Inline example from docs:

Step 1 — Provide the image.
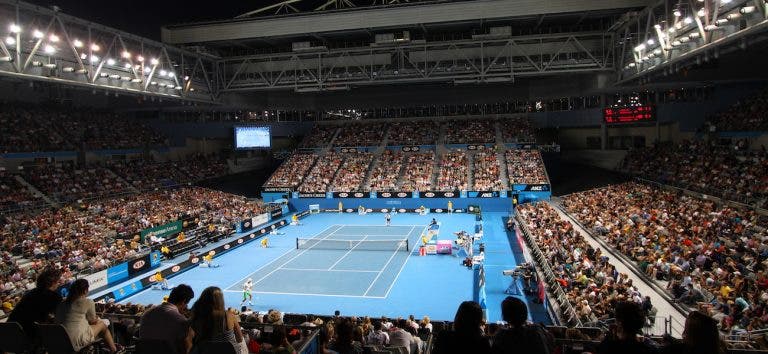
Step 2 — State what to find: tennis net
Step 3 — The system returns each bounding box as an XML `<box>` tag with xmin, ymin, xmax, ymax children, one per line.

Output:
<box><xmin>296</xmin><ymin>238</ymin><xmax>409</xmax><ymax>252</ymax></box>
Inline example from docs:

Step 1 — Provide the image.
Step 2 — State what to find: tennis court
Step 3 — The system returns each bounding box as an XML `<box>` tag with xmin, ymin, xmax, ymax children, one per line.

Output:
<box><xmin>224</xmin><ymin>224</ymin><xmax>424</xmax><ymax>298</ymax></box>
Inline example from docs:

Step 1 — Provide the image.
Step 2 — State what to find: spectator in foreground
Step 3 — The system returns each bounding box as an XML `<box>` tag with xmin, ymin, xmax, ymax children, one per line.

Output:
<box><xmin>329</xmin><ymin>319</ymin><xmax>363</xmax><ymax>354</ymax></box>
<box><xmin>139</xmin><ymin>284</ymin><xmax>195</xmax><ymax>354</ymax></box>
<box><xmin>55</xmin><ymin>279</ymin><xmax>119</xmax><ymax>352</ymax></box>
<box><xmin>660</xmin><ymin>311</ymin><xmax>725</xmax><ymax>354</ymax></box>
<box><xmin>189</xmin><ymin>286</ymin><xmax>244</xmax><ymax>354</ymax></box>
<box><xmin>8</xmin><ymin>268</ymin><xmax>63</xmax><ymax>337</ymax></box>
<box><xmin>492</xmin><ymin>296</ymin><xmax>551</xmax><ymax>354</ymax></box>
<box><xmin>432</xmin><ymin>301</ymin><xmax>491</xmax><ymax>354</ymax></box>
<box><xmin>596</xmin><ymin>301</ymin><xmax>655</xmax><ymax>354</ymax></box>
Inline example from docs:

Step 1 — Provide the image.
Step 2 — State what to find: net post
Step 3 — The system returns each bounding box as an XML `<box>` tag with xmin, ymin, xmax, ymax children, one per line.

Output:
<box><xmin>296</xmin><ymin>238</ymin><xmax>299</xmax><ymax>250</ymax></box>
<box><xmin>406</xmin><ymin>239</ymin><xmax>409</xmax><ymax>252</ymax></box>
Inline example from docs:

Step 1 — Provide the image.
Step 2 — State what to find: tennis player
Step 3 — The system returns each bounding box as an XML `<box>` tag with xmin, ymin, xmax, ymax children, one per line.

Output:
<box><xmin>385</xmin><ymin>212</ymin><xmax>391</xmax><ymax>226</ymax></box>
<box><xmin>241</xmin><ymin>278</ymin><xmax>254</xmax><ymax>306</ymax></box>
<box><xmin>261</xmin><ymin>237</ymin><xmax>269</xmax><ymax>248</ymax></box>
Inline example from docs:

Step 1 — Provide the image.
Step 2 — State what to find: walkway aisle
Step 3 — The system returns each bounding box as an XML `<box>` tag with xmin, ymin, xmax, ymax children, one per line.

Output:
<box><xmin>549</xmin><ymin>203</ymin><xmax>686</xmax><ymax>336</ymax></box>
<box><xmin>482</xmin><ymin>212</ymin><xmax>550</xmax><ymax>324</ymax></box>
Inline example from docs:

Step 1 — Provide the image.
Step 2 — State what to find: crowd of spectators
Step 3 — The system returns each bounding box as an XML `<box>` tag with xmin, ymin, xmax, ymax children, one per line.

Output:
<box><xmin>443</xmin><ymin>120</ymin><xmax>496</xmax><ymax>144</ymax></box>
<box><xmin>297</xmin><ymin>153</ymin><xmax>344</xmax><ymax>193</ymax></box>
<box><xmin>0</xmin><ymin>187</ymin><xmax>266</xmax><ymax>312</ymax></box>
<box><xmin>562</xmin><ymin>182</ymin><xmax>768</xmax><ymax>333</ymax></box>
<box><xmin>334</xmin><ymin>123</ymin><xmax>386</xmax><ymax>147</ymax></box>
<box><xmin>331</xmin><ymin>153</ymin><xmax>374</xmax><ymax>192</ymax></box>
<box><xmin>400</xmin><ymin>152</ymin><xmax>436</xmax><ymax>192</ymax></box>
<box><xmin>621</xmin><ymin>140</ymin><xmax>767</xmax><ymax>206</ymax></box>
<box><xmin>506</xmin><ymin>150</ymin><xmax>549</xmax><ymax>185</ymax></box>
<box><xmin>263</xmin><ymin>153</ymin><xmax>317</xmax><ymax>189</ymax></box>
<box><xmin>23</xmin><ymin>164</ymin><xmax>131</xmax><ymax>203</ymax></box>
<box><xmin>108</xmin><ymin>154</ymin><xmax>230</xmax><ymax>192</ymax></box>
<box><xmin>300</xmin><ymin>125</ymin><xmax>338</xmax><ymax>148</ymax></box>
<box><xmin>472</xmin><ymin>152</ymin><xmax>503</xmax><ymax>191</ymax></box>
<box><xmin>436</xmin><ymin>150</ymin><xmax>468</xmax><ymax>191</ymax></box>
<box><xmin>365</xmin><ymin>150</ymin><xmax>405</xmax><ymax>192</ymax></box>
<box><xmin>0</xmin><ymin>171</ymin><xmax>44</xmax><ymax>212</ymax></box>
<box><xmin>707</xmin><ymin>87</ymin><xmax>768</xmax><ymax>132</ymax></box>
<box><xmin>517</xmin><ymin>202</ymin><xmax>649</xmax><ymax>325</ymax></box>
<box><xmin>500</xmin><ymin>116</ymin><xmax>536</xmax><ymax>143</ymax></box>
<box><xmin>0</xmin><ymin>106</ymin><xmax>73</xmax><ymax>153</ymax></box>
<box><xmin>386</xmin><ymin>121</ymin><xmax>439</xmax><ymax>146</ymax></box>
<box><xmin>54</xmin><ymin>110</ymin><xmax>167</xmax><ymax>150</ymax></box>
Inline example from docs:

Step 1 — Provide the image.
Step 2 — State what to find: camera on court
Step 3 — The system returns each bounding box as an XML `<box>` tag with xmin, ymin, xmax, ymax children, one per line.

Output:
<box><xmin>502</xmin><ymin>263</ymin><xmax>532</xmax><ymax>277</ymax></box>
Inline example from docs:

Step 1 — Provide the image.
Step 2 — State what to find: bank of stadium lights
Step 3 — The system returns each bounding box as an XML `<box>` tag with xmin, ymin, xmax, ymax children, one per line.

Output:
<box><xmin>740</xmin><ymin>6</ymin><xmax>755</xmax><ymax>14</ymax></box>
<box><xmin>121</xmin><ymin>51</ymin><xmax>131</xmax><ymax>59</ymax></box>
<box><xmin>150</xmin><ymin>58</ymin><xmax>158</xmax><ymax>65</ymax></box>
<box><xmin>106</xmin><ymin>58</ymin><xmax>115</xmax><ymax>66</ymax></box>
<box><xmin>43</xmin><ymin>44</ymin><xmax>55</xmax><ymax>54</ymax></box>
<box><xmin>684</xmin><ymin>17</ymin><xmax>693</xmax><ymax>24</ymax></box>
<box><xmin>73</xmin><ymin>39</ymin><xmax>83</xmax><ymax>48</ymax></box>
<box><xmin>673</xmin><ymin>9</ymin><xmax>682</xmax><ymax>17</ymax></box>
<box><xmin>124</xmin><ymin>63</ymin><xmax>131</xmax><ymax>69</ymax></box>
<box><xmin>5</xmin><ymin>36</ymin><xmax>14</xmax><ymax>45</ymax></box>
<box><xmin>49</xmin><ymin>34</ymin><xmax>59</xmax><ymax>42</ymax></box>
<box><xmin>89</xmin><ymin>55</ymin><xmax>99</xmax><ymax>63</ymax></box>
<box><xmin>90</xmin><ymin>44</ymin><xmax>100</xmax><ymax>52</ymax></box>
<box><xmin>634</xmin><ymin>43</ymin><xmax>646</xmax><ymax>52</ymax></box>
<box><xmin>136</xmin><ymin>55</ymin><xmax>144</xmax><ymax>62</ymax></box>
<box><xmin>9</xmin><ymin>24</ymin><xmax>20</xmax><ymax>33</ymax></box>
<box><xmin>697</xmin><ymin>8</ymin><xmax>706</xmax><ymax>17</ymax></box>
<box><xmin>32</xmin><ymin>29</ymin><xmax>43</xmax><ymax>39</ymax></box>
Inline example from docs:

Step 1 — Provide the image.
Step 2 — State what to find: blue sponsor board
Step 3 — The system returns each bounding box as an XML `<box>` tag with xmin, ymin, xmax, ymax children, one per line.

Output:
<box><xmin>467</xmin><ymin>191</ymin><xmax>507</xmax><ymax>198</ymax></box>
<box><xmin>150</xmin><ymin>251</ymin><xmax>162</xmax><ymax>268</ymax></box>
<box><xmin>512</xmin><ymin>184</ymin><xmax>551</xmax><ymax>192</ymax></box>
<box><xmin>111</xmin><ymin>281</ymin><xmax>143</xmax><ymax>301</ymax></box>
<box><xmin>106</xmin><ymin>262</ymin><xmax>129</xmax><ymax>284</ymax></box>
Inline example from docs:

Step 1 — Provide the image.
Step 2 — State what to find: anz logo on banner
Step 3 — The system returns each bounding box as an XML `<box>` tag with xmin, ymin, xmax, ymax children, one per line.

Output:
<box><xmin>467</xmin><ymin>191</ymin><xmax>505</xmax><ymax>198</ymax></box>
<box><xmin>524</xmin><ymin>184</ymin><xmax>551</xmax><ymax>191</ymax></box>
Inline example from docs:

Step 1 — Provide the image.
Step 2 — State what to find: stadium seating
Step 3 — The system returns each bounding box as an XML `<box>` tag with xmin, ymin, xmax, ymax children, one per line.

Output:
<box><xmin>300</xmin><ymin>125</ymin><xmax>338</xmax><ymax>148</ymax></box>
<box><xmin>400</xmin><ymin>152</ymin><xmax>436</xmax><ymax>192</ymax></box>
<box><xmin>562</xmin><ymin>182</ymin><xmax>768</xmax><ymax>333</ymax></box>
<box><xmin>386</xmin><ymin>121</ymin><xmax>439</xmax><ymax>146</ymax></box>
<box><xmin>264</xmin><ymin>153</ymin><xmax>318</xmax><ymax>189</ymax></box>
<box><xmin>435</xmin><ymin>150</ymin><xmax>468</xmax><ymax>191</ymax></box>
<box><xmin>506</xmin><ymin>150</ymin><xmax>549</xmax><ymax>185</ymax></box>
<box><xmin>443</xmin><ymin>120</ymin><xmax>496</xmax><ymax>144</ymax></box>
<box><xmin>365</xmin><ymin>150</ymin><xmax>405</xmax><ymax>192</ymax></box>
<box><xmin>499</xmin><ymin>116</ymin><xmax>536</xmax><ymax>143</ymax></box>
<box><xmin>334</xmin><ymin>123</ymin><xmax>387</xmax><ymax>147</ymax></box>
<box><xmin>331</xmin><ymin>153</ymin><xmax>375</xmax><ymax>192</ymax></box>
<box><xmin>297</xmin><ymin>153</ymin><xmax>344</xmax><ymax>193</ymax></box>
<box><xmin>707</xmin><ymin>87</ymin><xmax>768</xmax><ymax>132</ymax></box>
<box><xmin>621</xmin><ymin>140</ymin><xmax>767</xmax><ymax>206</ymax></box>
<box><xmin>472</xmin><ymin>151</ymin><xmax>503</xmax><ymax>191</ymax></box>
<box><xmin>0</xmin><ymin>171</ymin><xmax>44</xmax><ymax>212</ymax></box>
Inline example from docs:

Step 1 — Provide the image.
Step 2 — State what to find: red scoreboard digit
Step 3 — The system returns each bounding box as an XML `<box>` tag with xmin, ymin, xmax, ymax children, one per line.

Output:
<box><xmin>603</xmin><ymin>105</ymin><xmax>656</xmax><ymax>124</ymax></box>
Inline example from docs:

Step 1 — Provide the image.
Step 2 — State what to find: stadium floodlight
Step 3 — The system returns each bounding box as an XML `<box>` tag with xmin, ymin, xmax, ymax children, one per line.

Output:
<box><xmin>90</xmin><ymin>43</ymin><xmax>100</xmax><ymax>52</ymax></box>
<box><xmin>697</xmin><ymin>8</ymin><xmax>706</xmax><ymax>17</ymax></box>
<box><xmin>689</xmin><ymin>32</ymin><xmax>701</xmax><ymax>39</ymax></box>
<box><xmin>740</xmin><ymin>6</ymin><xmax>756</xmax><ymax>14</ymax></box>
<box><xmin>150</xmin><ymin>81</ymin><xmax>157</xmax><ymax>86</ymax></box>
<box><xmin>90</xmin><ymin>55</ymin><xmax>99</xmax><ymax>63</ymax></box>
<box><xmin>628</xmin><ymin>62</ymin><xmax>636</xmax><ymax>67</ymax></box>
<box><xmin>106</xmin><ymin>58</ymin><xmax>115</xmax><ymax>65</ymax></box>
<box><xmin>668</xmin><ymin>27</ymin><xmax>676</xmax><ymax>33</ymax></box>
<box><xmin>32</xmin><ymin>29</ymin><xmax>44</xmax><ymax>38</ymax></box>
<box><xmin>43</xmin><ymin>63</ymin><xmax>56</xmax><ymax>69</ymax></box>
<box><xmin>9</xmin><ymin>24</ymin><xmax>20</xmax><ymax>33</ymax></box>
<box><xmin>634</xmin><ymin>43</ymin><xmax>646</xmax><ymax>52</ymax></box>
<box><xmin>716</xmin><ymin>18</ymin><xmax>729</xmax><ymax>25</ymax></box>
<box><xmin>0</xmin><ymin>56</ymin><xmax>13</xmax><ymax>62</ymax></box>
<box><xmin>131</xmin><ymin>78</ymin><xmax>142</xmax><ymax>83</ymax></box>
<box><xmin>684</xmin><ymin>17</ymin><xmax>693</xmax><ymax>24</ymax></box>
<box><xmin>673</xmin><ymin>9</ymin><xmax>682</xmax><ymax>17</ymax></box>
<box><xmin>73</xmin><ymin>39</ymin><xmax>83</xmax><ymax>48</ymax></box>
<box><xmin>654</xmin><ymin>24</ymin><xmax>662</xmax><ymax>29</ymax></box>
<box><xmin>121</xmin><ymin>50</ymin><xmax>131</xmax><ymax>59</ymax></box>
<box><xmin>721</xmin><ymin>0</ymin><xmax>731</xmax><ymax>4</ymax></box>
<box><xmin>121</xmin><ymin>76</ymin><xmax>131</xmax><ymax>81</ymax></box>
<box><xmin>653</xmin><ymin>48</ymin><xmax>662</xmax><ymax>55</ymax></box>
<box><xmin>5</xmin><ymin>36</ymin><xmax>15</xmax><ymax>45</ymax></box>
<box><xmin>99</xmin><ymin>72</ymin><xmax>109</xmax><ymax>78</ymax></box>
<box><xmin>150</xmin><ymin>58</ymin><xmax>158</xmax><ymax>65</ymax></box>
<box><xmin>183</xmin><ymin>75</ymin><xmax>189</xmax><ymax>81</ymax></box>
<box><xmin>143</xmin><ymin>66</ymin><xmax>151</xmax><ymax>73</ymax></box>
<box><xmin>124</xmin><ymin>63</ymin><xmax>131</xmax><ymax>69</ymax></box>
<box><xmin>62</xmin><ymin>66</ymin><xmax>74</xmax><ymax>72</ymax></box>
<box><xmin>174</xmin><ymin>85</ymin><xmax>182</xmax><ymax>90</ymax></box>
<box><xmin>49</xmin><ymin>34</ymin><xmax>59</xmax><ymax>42</ymax></box>
<box><xmin>136</xmin><ymin>55</ymin><xmax>144</xmax><ymax>62</ymax></box>
<box><xmin>168</xmin><ymin>72</ymin><xmax>175</xmax><ymax>78</ymax></box>
<box><xmin>705</xmin><ymin>24</ymin><xmax>718</xmax><ymax>31</ymax></box>
<box><xmin>43</xmin><ymin>44</ymin><xmax>55</xmax><ymax>54</ymax></box>
<box><xmin>727</xmin><ymin>13</ymin><xmax>741</xmax><ymax>20</ymax></box>
<box><xmin>647</xmin><ymin>39</ymin><xmax>655</xmax><ymax>45</ymax></box>
<box><xmin>109</xmin><ymin>74</ymin><xmax>120</xmax><ymax>79</ymax></box>
<box><xmin>159</xmin><ymin>69</ymin><xmax>167</xmax><ymax>76</ymax></box>
<box><xmin>80</xmin><ymin>53</ymin><xmax>87</xmax><ymax>60</ymax></box>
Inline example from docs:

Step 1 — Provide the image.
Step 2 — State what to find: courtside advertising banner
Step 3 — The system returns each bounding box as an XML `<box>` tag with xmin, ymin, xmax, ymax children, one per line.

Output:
<box><xmin>140</xmin><ymin>220</ymin><xmax>183</xmax><ymax>242</ymax></box>
<box><xmin>83</xmin><ymin>269</ymin><xmax>108</xmax><ymax>289</ymax></box>
<box><xmin>106</xmin><ymin>262</ymin><xmax>129</xmax><ymax>284</ymax></box>
<box><xmin>252</xmin><ymin>213</ymin><xmax>270</xmax><ymax>228</ymax></box>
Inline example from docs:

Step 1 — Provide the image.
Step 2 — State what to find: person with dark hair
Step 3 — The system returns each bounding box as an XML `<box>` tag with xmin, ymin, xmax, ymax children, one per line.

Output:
<box><xmin>389</xmin><ymin>318</ymin><xmax>415</xmax><ymax>353</ymax></box>
<box><xmin>139</xmin><ymin>284</ymin><xmax>195</xmax><ymax>354</ymax></box>
<box><xmin>189</xmin><ymin>286</ymin><xmax>243</xmax><ymax>353</ymax></box>
<box><xmin>660</xmin><ymin>311</ymin><xmax>725</xmax><ymax>354</ymax></box>
<box><xmin>8</xmin><ymin>267</ymin><xmax>63</xmax><ymax>336</ymax></box>
<box><xmin>432</xmin><ymin>301</ymin><xmax>491</xmax><ymax>354</ymax></box>
<box><xmin>367</xmin><ymin>321</ymin><xmax>389</xmax><ymax>346</ymax></box>
<box><xmin>55</xmin><ymin>279</ymin><xmax>119</xmax><ymax>352</ymax></box>
<box><xmin>329</xmin><ymin>319</ymin><xmax>364</xmax><ymax>354</ymax></box>
<box><xmin>265</xmin><ymin>325</ymin><xmax>296</xmax><ymax>354</ymax></box>
<box><xmin>596</xmin><ymin>301</ymin><xmax>655</xmax><ymax>354</ymax></box>
<box><xmin>492</xmin><ymin>296</ymin><xmax>552</xmax><ymax>354</ymax></box>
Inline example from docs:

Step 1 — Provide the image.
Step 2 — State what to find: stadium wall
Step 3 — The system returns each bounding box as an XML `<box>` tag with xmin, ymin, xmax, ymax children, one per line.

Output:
<box><xmin>284</xmin><ymin>197</ymin><xmax>543</xmax><ymax>213</ymax></box>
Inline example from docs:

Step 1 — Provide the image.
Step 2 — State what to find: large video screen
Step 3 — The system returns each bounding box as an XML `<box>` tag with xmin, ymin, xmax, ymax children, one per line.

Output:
<box><xmin>234</xmin><ymin>126</ymin><xmax>271</xmax><ymax>149</ymax></box>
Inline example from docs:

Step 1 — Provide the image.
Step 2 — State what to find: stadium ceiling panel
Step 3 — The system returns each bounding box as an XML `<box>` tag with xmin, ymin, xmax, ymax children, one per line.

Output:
<box><xmin>614</xmin><ymin>0</ymin><xmax>768</xmax><ymax>85</ymax></box>
<box><xmin>0</xmin><ymin>0</ymin><xmax>219</xmax><ymax>104</ymax></box>
<box><xmin>161</xmin><ymin>0</ymin><xmax>651</xmax><ymax>44</ymax></box>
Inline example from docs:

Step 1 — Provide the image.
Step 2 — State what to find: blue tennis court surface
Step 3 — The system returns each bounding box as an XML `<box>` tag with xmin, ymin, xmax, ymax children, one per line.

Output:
<box><xmin>225</xmin><ymin>224</ymin><xmax>424</xmax><ymax>298</ymax></box>
<box><xmin>112</xmin><ymin>212</ymin><xmax>537</xmax><ymax>322</ymax></box>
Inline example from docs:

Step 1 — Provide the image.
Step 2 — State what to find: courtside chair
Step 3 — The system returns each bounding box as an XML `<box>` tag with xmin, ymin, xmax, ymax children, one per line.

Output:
<box><xmin>0</xmin><ymin>321</ymin><xmax>32</xmax><ymax>353</ymax></box>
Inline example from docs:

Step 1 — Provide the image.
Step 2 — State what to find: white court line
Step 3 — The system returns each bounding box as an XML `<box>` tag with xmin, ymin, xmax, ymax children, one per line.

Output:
<box><xmin>248</xmin><ymin>225</ymin><xmax>343</xmax><ymax>287</ymax></box>
<box><xmin>383</xmin><ymin>224</ymin><xmax>428</xmax><ymax>298</ymax></box>
<box><xmin>224</xmin><ymin>224</ymin><xmax>340</xmax><ymax>291</ymax></box>
<box><xmin>222</xmin><ymin>289</ymin><xmax>385</xmax><ymax>299</ymax></box>
<box><xmin>329</xmin><ymin>234</ymin><xmax>416</xmax><ymax>237</ymax></box>
<box><xmin>328</xmin><ymin>236</ymin><xmax>367</xmax><ymax>270</ymax></box>
<box><xmin>363</xmin><ymin>225</ymin><xmax>416</xmax><ymax>296</ymax></box>
<box><xmin>280</xmin><ymin>267</ymin><xmax>379</xmax><ymax>273</ymax></box>
<box><xmin>334</xmin><ymin>224</ymin><xmax>423</xmax><ymax>227</ymax></box>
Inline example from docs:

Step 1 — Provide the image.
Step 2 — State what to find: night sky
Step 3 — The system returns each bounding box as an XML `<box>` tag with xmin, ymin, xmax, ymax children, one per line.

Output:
<box><xmin>24</xmin><ymin>0</ymin><xmax>343</xmax><ymax>41</ymax></box>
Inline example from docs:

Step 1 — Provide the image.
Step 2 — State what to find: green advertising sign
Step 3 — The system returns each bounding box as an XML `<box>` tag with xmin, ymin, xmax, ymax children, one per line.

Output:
<box><xmin>140</xmin><ymin>220</ymin><xmax>183</xmax><ymax>242</ymax></box>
